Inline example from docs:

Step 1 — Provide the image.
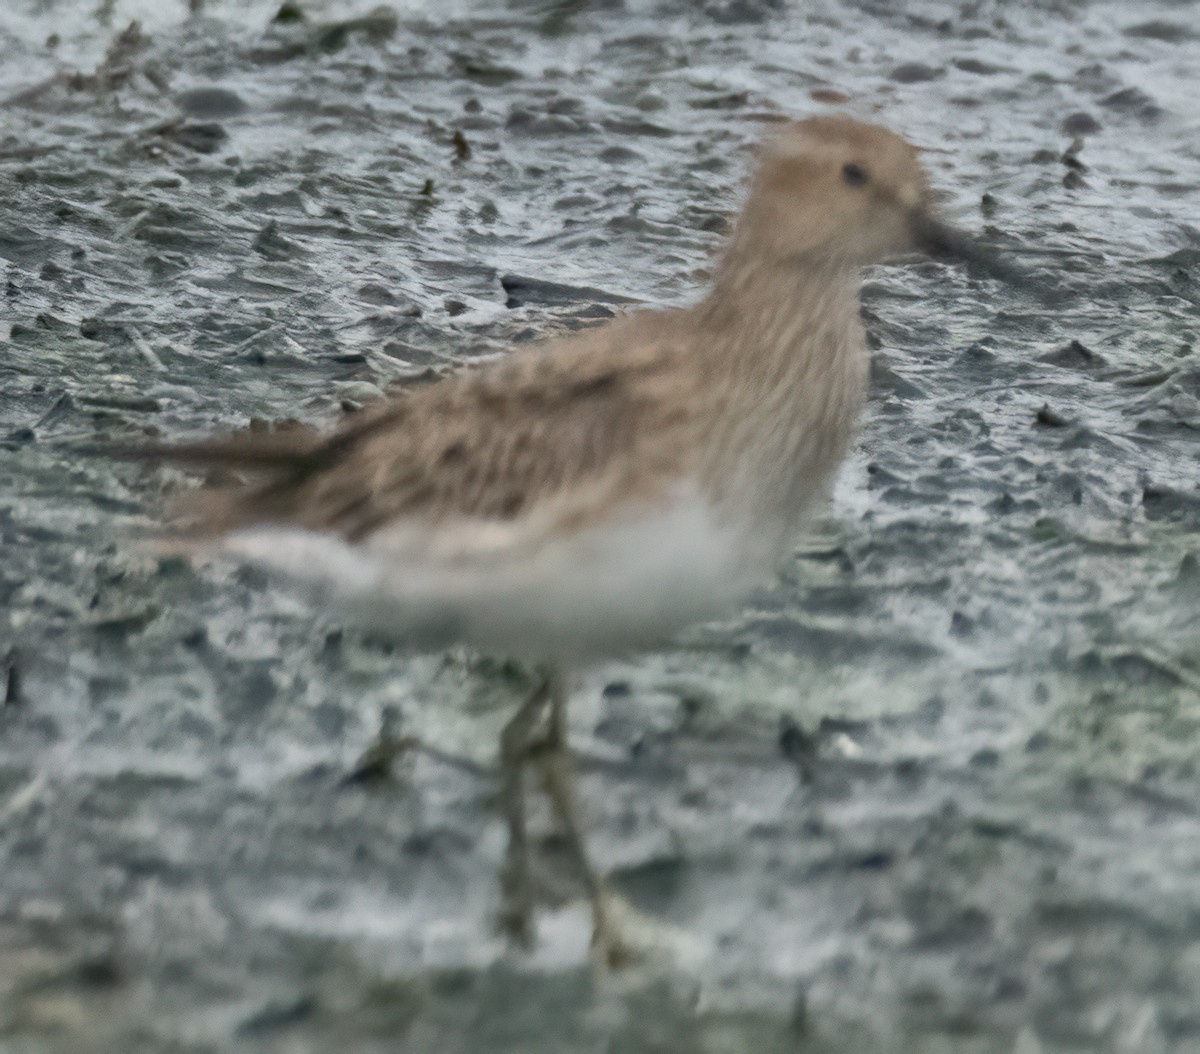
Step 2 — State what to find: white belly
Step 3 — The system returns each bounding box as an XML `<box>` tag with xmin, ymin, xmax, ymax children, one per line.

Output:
<box><xmin>218</xmin><ymin>494</ymin><xmax>767</xmax><ymax>663</ymax></box>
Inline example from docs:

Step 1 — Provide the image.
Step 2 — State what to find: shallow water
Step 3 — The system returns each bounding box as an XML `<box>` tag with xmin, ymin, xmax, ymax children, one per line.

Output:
<box><xmin>2</xmin><ymin>0</ymin><xmax>1199</xmax><ymax>1050</ymax></box>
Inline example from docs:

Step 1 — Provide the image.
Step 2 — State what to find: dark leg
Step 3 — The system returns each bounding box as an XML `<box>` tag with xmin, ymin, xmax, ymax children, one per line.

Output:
<box><xmin>497</xmin><ymin>674</ymin><xmax>553</xmax><ymax>947</ymax></box>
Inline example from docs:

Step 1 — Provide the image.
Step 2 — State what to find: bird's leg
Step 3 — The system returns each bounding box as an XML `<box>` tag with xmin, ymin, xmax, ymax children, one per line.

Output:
<box><xmin>536</xmin><ymin>667</ymin><xmax>633</xmax><ymax>969</ymax></box>
<box><xmin>497</xmin><ymin>673</ymin><xmax>553</xmax><ymax>947</ymax></box>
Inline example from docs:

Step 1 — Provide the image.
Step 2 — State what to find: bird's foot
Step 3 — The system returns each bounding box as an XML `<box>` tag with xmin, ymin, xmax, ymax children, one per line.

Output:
<box><xmin>498</xmin><ymin>848</ymin><xmax>537</xmax><ymax>949</ymax></box>
<box><xmin>588</xmin><ymin>883</ymin><xmax>645</xmax><ymax>973</ymax></box>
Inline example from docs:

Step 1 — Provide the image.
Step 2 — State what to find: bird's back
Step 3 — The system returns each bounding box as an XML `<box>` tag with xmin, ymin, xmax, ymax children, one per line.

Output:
<box><xmin>182</xmin><ymin>307</ymin><xmax>703</xmax><ymax>545</ymax></box>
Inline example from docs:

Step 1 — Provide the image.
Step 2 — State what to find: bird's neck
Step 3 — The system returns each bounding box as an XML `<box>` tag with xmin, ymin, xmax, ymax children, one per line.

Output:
<box><xmin>689</xmin><ymin>243</ymin><xmax>869</xmax><ymax>551</ymax></box>
<box><xmin>696</xmin><ymin>241</ymin><xmax>864</xmax><ymax>398</ymax></box>
<box><xmin>701</xmin><ymin>234</ymin><xmax>858</xmax><ymax>333</ymax></box>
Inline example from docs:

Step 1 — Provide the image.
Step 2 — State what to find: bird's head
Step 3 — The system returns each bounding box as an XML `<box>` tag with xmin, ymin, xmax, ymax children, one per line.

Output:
<box><xmin>739</xmin><ymin>116</ymin><xmax>986</xmax><ymax>272</ymax></box>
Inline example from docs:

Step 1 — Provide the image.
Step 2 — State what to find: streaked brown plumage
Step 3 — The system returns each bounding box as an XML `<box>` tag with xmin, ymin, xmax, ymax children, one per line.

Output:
<box><xmin>179</xmin><ymin>320</ymin><xmax>693</xmax><ymax>542</ymax></box>
<box><xmin>157</xmin><ymin>117</ymin><xmax>940</xmax><ymax>561</ymax></box>
<box><xmin>129</xmin><ymin>115</ymin><xmax>991</xmax><ymax>966</ymax></box>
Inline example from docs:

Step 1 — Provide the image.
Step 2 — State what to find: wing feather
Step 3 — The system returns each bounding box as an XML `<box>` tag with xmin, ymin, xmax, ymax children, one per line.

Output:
<box><xmin>132</xmin><ymin>314</ymin><xmax>698</xmax><ymax>544</ymax></box>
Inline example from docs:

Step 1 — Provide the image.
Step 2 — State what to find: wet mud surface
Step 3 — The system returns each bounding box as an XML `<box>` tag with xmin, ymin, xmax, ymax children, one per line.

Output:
<box><xmin>2</xmin><ymin>0</ymin><xmax>1199</xmax><ymax>1050</ymax></box>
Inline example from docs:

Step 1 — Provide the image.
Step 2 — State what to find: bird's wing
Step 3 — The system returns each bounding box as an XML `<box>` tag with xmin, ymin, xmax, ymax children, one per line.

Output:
<box><xmin>147</xmin><ymin>317</ymin><xmax>694</xmax><ymax>547</ymax></box>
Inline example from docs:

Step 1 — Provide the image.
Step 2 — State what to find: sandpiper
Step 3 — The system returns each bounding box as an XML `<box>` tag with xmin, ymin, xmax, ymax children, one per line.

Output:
<box><xmin>129</xmin><ymin>116</ymin><xmax>996</xmax><ymax>966</ymax></box>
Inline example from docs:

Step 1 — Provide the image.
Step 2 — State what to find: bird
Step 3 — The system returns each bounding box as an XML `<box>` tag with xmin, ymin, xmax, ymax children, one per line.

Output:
<box><xmin>122</xmin><ymin>115</ymin><xmax>996</xmax><ymax>967</ymax></box>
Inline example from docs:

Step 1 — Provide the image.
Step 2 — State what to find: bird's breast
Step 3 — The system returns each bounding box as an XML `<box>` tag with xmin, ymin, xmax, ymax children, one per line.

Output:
<box><xmin>704</xmin><ymin>311</ymin><xmax>869</xmax><ymax>554</ymax></box>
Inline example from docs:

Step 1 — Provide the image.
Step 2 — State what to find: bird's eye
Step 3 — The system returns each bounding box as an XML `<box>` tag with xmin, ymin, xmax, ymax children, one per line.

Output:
<box><xmin>842</xmin><ymin>162</ymin><xmax>868</xmax><ymax>187</ymax></box>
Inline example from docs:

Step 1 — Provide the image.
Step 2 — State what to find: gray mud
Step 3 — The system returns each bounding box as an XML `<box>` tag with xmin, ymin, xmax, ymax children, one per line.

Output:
<box><xmin>2</xmin><ymin>1</ymin><xmax>1199</xmax><ymax>1051</ymax></box>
